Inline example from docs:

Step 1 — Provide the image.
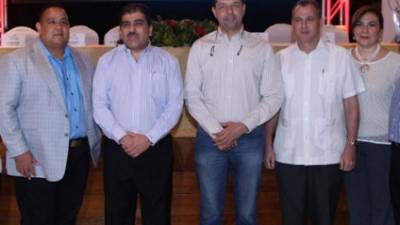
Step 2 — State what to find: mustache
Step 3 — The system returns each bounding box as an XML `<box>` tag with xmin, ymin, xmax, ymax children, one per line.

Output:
<box><xmin>127</xmin><ymin>32</ymin><xmax>138</xmax><ymax>37</ymax></box>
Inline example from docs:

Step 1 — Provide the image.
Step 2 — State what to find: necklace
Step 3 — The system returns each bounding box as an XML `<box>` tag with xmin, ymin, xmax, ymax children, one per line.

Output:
<box><xmin>354</xmin><ymin>44</ymin><xmax>381</xmax><ymax>73</ymax></box>
<box><xmin>210</xmin><ymin>29</ymin><xmax>244</xmax><ymax>57</ymax></box>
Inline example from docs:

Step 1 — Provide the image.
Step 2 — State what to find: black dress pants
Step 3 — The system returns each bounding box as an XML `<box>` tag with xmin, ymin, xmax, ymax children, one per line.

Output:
<box><xmin>276</xmin><ymin>162</ymin><xmax>342</xmax><ymax>225</ymax></box>
<box><xmin>391</xmin><ymin>142</ymin><xmax>400</xmax><ymax>225</ymax></box>
<box><xmin>14</xmin><ymin>140</ymin><xmax>90</xmax><ymax>225</ymax></box>
<box><xmin>102</xmin><ymin>135</ymin><xmax>172</xmax><ymax>225</ymax></box>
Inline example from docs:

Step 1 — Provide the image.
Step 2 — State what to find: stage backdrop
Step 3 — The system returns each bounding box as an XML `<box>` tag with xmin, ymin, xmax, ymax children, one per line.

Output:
<box><xmin>8</xmin><ymin>0</ymin><xmax>306</xmax><ymax>43</ymax></box>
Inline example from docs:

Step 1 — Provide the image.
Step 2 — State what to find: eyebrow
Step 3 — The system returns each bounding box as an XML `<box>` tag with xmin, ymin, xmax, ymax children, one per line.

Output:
<box><xmin>45</xmin><ymin>16</ymin><xmax>68</xmax><ymax>20</ymax></box>
<box><xmin>293</xmin><ymin>16</ymin><xmax>316</xmax><ymax>19</ymax></box>
<box><xmin>121</xmin><ymin>19</ymin><xmax>145</xmax><ymax>23</ymax></box>
<box><xmin>216</xmin><ymin>1</ymin><xmax>242</xmax><ymax>5</ymax></box>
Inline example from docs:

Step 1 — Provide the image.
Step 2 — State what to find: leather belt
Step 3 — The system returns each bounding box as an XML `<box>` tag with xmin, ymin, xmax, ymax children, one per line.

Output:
<box><xmin>69</xmin><ymin>137</ymin><xmax>88</xmax><ymax>148</ymax></box>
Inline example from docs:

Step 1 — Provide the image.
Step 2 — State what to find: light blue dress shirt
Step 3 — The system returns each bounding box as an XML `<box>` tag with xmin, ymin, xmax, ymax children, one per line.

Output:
<box><xmin>39</xmin><ymin>41</ymin><xmax>86</xmax><ymax>139</ymax></box>
<box><xmin>92</xmin><ymin>44</ymin><xmax>183</xmax><ymax>144</ymax></box>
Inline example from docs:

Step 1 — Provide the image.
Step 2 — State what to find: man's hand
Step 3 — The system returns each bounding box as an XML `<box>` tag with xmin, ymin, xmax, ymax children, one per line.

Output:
<box><xmin>128</xmin><ymin>132</ymin><xmax>151</xmax><ymax>158</ymax></box>
<box><xmin>213</xmin><ymin>122</ymin><xmax>248</xmax><ymax>151</ymax></box>
<box><xmin>14</xmin><ymin>151</ymin><xmax>37</xmax><ymax>179</ymax></box>
<box><xmin>120</xmin><ymin>134</ymin><xmax>136</xmax><ymax>155</ymax></box>
<box><xmin>265</xmin><ymin>145</ymin><xmax>276</xmax><ymax>169</ymax></box>
<box><xmin>120</xmin><ymin>133</ymin><xmax>151</xmax><ymax>158</ymax></box>
<box><xmin>340</xmin><ymin>144</ymin><xmax>356</xmax><ymax>171</ymax></box>
<box><xmin>342</xmin><ymin>96</ymin><xmax>359</xmax><ymax>171</ymax></box>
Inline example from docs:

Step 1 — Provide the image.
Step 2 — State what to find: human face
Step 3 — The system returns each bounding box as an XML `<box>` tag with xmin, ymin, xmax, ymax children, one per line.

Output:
<box><xmin>120</xmin><ymin>11</ymin><xmax>152</xmax><ymax>53</ymax></box>
<box><xmin>36</xmin><ymin>7</ymin><xmax>70</xmax><ymax>51</ymax></box>
<box><xmin>353</xmin><ymin>12</ymin><xmax>382</xmax><ymax>49</ymax></box>
<box><xmin>292</xmin><ymin>4</ymin><xmax>321</xmax><ymax>46</ymax></box>
<box><xmin>212</xmin><ymin>0</ymin><xmax>245</xmax><ymax>36</ymax></box>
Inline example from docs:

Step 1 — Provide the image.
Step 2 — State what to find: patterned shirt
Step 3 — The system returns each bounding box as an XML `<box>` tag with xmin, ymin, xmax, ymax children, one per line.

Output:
<box><xmin>93</xmin><ymin>44</ymin><xmax>183</xmax><ymax>144</ymax></box>
<box><xmin>184</xmin><ymin>28</ymin><xmax>283</xmax><ymax>137</ymax></box>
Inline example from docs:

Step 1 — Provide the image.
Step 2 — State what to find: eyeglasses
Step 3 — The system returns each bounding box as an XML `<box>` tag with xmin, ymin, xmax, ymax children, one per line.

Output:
<box><xmin>210</xmin><ymin>30</ymin><xmax>244</xmax><ymax>57</ymax></box>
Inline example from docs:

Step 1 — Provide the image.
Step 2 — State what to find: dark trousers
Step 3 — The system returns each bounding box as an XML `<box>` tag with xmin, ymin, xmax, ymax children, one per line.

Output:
<box><xmin>275</xmin><ymin>162</ymin><xmax>342</xmax><ymax>225</ymax></box>
<box><xmin>391</xmin><ymin>142</ymin><xmax>400</xmax><ymax>225</ymax></box>
<box><xmin>344</xmin><ymin>142</ymin><xmax>394</xmax><ymax>225</ymax></box>
<box><xmin>14</xmin><ymin>140</ymin><xmax>90</xmax><ymax>225</ymax></box>
<box><xmin>102</xmin><ymin>135</ymin><xmax>173</xmax><ymax>225</ymax></box>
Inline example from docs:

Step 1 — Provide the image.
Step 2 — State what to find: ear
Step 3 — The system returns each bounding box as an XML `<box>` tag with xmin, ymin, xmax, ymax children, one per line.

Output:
<box><xmin>149</xmin><ymin>25</ymin><xmax>153</xmax><ymax>37</ymax></box>
<box><xmin>211</xmin><ymin>6</ymin><xmax>217</xmax><ymax>19</ymax></box>
<box><xmin>35</xmin><ymin>22</ymin><xmax>41</xmax><ymax>33</ymax></box>
<box><xmin>119</xmin><ymin>26</ymin><xmax>123</xmax><ymax>40</ymax></box>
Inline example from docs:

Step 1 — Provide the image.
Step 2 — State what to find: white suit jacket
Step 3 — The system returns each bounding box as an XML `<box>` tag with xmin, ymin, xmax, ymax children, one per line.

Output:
<box><xmin>0</xmin><ymin>40</ymin><xmax>101</xmax><ymax>181</ymax></box>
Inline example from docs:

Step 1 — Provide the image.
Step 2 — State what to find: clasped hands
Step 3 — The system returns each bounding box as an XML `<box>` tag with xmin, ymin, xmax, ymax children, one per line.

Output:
<box><xmin>212</xmin><ymin>122</ymin><xmax>248</xmax><ymax>151</ymax></box>
<box><xmin>120</xmin><ymin>132</ymin><xmax>151</xmax><ymax>158</ymax></box>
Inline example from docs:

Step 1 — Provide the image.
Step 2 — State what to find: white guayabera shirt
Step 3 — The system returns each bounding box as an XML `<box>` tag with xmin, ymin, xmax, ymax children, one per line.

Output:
<box><xmin>274</xmin><ymin>40</ymin><xmax>365</xmax><ymax>165</ymax></box>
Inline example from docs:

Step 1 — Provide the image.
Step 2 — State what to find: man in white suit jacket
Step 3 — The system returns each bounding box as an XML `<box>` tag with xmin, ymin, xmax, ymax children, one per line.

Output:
<box><xmin>0</xmin><ymin>4</ymin><xmax>101</xmax><ymax>225</ymax></box>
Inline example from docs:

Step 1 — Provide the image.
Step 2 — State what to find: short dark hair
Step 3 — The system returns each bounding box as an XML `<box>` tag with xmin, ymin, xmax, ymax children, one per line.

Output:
<box><xmin>120</xmin><ymin>3</ymin><xmax>152</xmax><ymax>26</ymax></box>
<box><xmin>351</xmin><ymin>5</ymin><xmax>384</xmax><ymax>31</ymax></box>
<box><xmin>292</xmin><ymin>0</ymin><xmax>321</xmax><ymax>19</ymax></box>
<box><xmin>212</xmin><ymin>0</ymin><xmax>246</xmax><ymax>7</ymax></box>
<box><xmin>37</xmin><ymin>3</ymin><xmax>67</xmax><ymax>22</ymax></box>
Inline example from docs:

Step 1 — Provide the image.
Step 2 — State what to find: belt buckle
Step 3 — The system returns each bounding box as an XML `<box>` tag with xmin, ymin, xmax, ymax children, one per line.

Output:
<box><xmin>70</xmin><ymin>139</ymin><xmax>83</xmax><ymax>148</ymax></box>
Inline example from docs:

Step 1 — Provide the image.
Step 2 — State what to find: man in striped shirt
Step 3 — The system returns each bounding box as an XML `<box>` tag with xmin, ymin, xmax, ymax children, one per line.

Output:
<box><xmin>92</xmin><ymin>3</ymin><xmax>183</xmax><ymax>225</ymax></box>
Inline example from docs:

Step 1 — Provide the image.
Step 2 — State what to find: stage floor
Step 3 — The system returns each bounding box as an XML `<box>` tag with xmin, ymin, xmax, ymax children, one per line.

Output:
<box><xmin>0</xmin><ymin>138</ymin><xmax>350</xmax><ymax>225</ymax></box>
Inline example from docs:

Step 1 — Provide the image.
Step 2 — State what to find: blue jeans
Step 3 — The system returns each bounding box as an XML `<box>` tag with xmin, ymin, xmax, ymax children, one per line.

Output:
<box><xmin>195</xmin><ymin>126</ymin><xmax>265</xmax><ymax>225</ymax></box>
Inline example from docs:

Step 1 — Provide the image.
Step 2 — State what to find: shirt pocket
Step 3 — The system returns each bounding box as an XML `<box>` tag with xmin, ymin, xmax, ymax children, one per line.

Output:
<box><xmin>318</xmin><ymin>71</ymin><xmax>336</xmax><ymax>101</ymax></box>
<box><xmin>313</xmin><ymin>118</ymin><xmax>333</xmax><ymax>152</ymax></box>
<box><xmin>275</xmin><ymin>118</ymin><xmax>296</xmax><ymax>153</ymax></box>
<box><xmin>150</xmin><ymin>71</ymin><xmax>168</xmax><ymax>106</ymax></box>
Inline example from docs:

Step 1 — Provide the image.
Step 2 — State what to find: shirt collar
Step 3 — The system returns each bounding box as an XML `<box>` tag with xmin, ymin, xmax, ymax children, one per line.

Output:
<box><xmin>38</xmin><ymin>40</ymin><xmax>71</xmax><ymax>60</ymax></box>
<box><xmin>216</xmin><ymin>26</ymin><xmax>245</xmax><ymax>43</ymax></box>
<box><xmin>294</xmin><ymin>38</ymin><xmax>328</xmax><ymax>55</ymax></box>
<box><xmin>122</xmin><ymin>41</ymin><xmax>153</xmax><ymax>56</ymax></box>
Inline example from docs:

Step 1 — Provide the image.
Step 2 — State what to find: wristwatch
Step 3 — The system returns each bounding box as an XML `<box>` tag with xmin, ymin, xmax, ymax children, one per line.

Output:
<box><xmin>347</xmin><ymin>138</ymin><xmax>357</xmax><ymax>146</ymax></box>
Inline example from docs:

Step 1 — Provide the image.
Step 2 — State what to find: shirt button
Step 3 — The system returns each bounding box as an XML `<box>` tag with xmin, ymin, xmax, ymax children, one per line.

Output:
<box><xmin>74</xmin><ymin>108</ymin><xmax>77</xmax><ymax>112</ymax></box>
<box><xmin>65</xmin><ymin>114</ymin><xmax>68</xmax><ymax>118</ymax></box>
<box><xmin>71</xmin><ymin>92</ymin><xmax>74</xmax><ymax>96</ymax></box>
<box><xmin>75</xmin><ymin>126</ymin><xmax>79</xmax><ymax>129</ymax></box>
<box><xmin>64</xmin><ymin>133</ymin><xmax>68</xmax><ymax>137</ymax></box>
